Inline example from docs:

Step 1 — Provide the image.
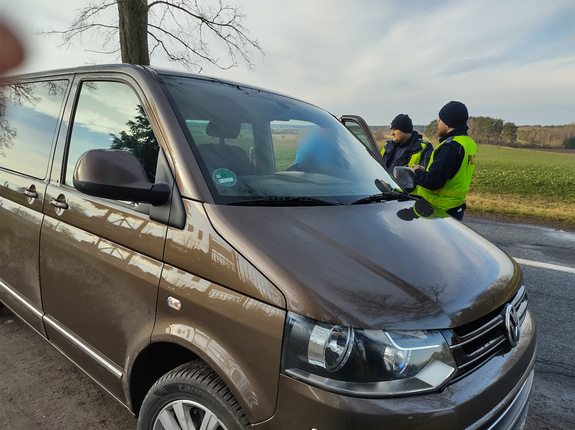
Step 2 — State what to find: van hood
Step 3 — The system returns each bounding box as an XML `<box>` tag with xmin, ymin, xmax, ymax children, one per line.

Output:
<box><xmin>205</xmin><ymin>201</ymin><xmax>520</xmax><ymax>329</ymax></box>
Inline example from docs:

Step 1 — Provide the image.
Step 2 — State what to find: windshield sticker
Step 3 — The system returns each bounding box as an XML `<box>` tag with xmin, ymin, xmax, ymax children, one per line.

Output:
<box><xmin>212</xmin><ymin>168</ymin><xmax>237</xmax><ymax>186</ymax></box>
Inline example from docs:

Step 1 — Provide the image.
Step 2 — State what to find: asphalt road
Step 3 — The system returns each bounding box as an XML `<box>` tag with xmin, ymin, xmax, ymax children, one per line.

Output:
<box><xmin>464</xmin><ymin>217</ymin><xmax>575</xmax><ymax>430</ymax></box>
<box><xmin>1</xmin><ymin>216</ymin><xmax>574</xmax><ymax>429</ymax></box>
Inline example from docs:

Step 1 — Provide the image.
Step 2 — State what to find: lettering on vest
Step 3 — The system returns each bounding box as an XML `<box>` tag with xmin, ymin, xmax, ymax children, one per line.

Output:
<box><xmin>467</xmin><ymin>154</ymin><xmax>476</xmax><ymax>166</ymax></box>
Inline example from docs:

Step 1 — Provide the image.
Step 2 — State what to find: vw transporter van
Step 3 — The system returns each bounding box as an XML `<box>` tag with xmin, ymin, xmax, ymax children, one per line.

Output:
<box><xmin>0</xmin><ymin>65</ymin><xmax>536</xmax><ymax>429</ymax></box>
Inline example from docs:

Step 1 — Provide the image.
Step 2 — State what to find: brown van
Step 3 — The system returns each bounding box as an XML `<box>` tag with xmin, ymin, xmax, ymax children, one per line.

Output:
<box><xmin>0</xmin><ymin>64</ymin><xmax>536</xmax><ymax>429</ymax></box>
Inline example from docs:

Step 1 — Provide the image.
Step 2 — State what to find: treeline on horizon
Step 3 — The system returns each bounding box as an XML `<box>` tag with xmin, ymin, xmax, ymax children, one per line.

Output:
<box><xmin>370</xmin><ymin>119</ymin><xmax>575</xmax><ymax>149</ymax></box>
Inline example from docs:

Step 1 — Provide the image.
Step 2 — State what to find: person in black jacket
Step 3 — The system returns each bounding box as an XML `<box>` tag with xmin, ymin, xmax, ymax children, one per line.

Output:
<box><xmin>380</xmin><ymin>114</ymin><xmax>433</xmax><ymax>172</ymax></box>
<box><xmin>411</xmin><ymin>101</ymin><xmax>477</xmax><ymax>220</ymax></box>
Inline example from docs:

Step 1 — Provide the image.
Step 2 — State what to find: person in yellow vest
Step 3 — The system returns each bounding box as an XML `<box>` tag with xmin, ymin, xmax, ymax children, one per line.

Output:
<box><xmin>381</xmin><ymin>114</ymin><xmax>433</xmax><ymax>171</ymax></box>
<box><xmin>411</xmin><ymin>101</ymin><xmax>477</xmax><ymax>221</ymax></box>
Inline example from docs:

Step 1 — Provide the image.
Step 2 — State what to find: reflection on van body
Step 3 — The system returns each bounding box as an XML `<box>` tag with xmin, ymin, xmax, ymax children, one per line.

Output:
<box><xmin>0</xmin><ymin>65</ymin><xmax>536</xmax><ymax>430</ymax></box>
<box><xmin>166</xmin><ymin>199</ymin><xmax>285</xmax><ymax>307</ymax></box>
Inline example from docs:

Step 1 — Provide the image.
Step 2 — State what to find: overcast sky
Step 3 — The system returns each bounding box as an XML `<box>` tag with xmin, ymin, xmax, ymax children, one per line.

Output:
<box><xmin>3</xmin><ymin>0</ymin><xmax>575</xmax><ymax>126</ymax></box>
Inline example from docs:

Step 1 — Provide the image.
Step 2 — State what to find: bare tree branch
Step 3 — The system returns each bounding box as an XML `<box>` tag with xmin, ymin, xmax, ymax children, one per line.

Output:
<box><xmin>39</xmin><ymin>0</ymin><xmax>264</xmax><ymax>72</ymax></box>
<box><xmin>38</xmin><ymin>1</ymin><xmax>119</xmax><ymax>59</ymax></box>
<box><xmin>147</xmin><ymin>0</ymin><xmax>262</xmax><ymax>70</ymax></box>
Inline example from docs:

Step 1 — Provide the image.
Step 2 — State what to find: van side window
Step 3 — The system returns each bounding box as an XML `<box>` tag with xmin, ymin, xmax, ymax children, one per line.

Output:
<box><xmin>0</xmin><ymin>80</ymin><xmax>68</xmax><ymax>178</ymax></box>
<box><xmin>65</xmin><ymin>81</ymin><xmax>159</xmax><ymax>186</ymax></box>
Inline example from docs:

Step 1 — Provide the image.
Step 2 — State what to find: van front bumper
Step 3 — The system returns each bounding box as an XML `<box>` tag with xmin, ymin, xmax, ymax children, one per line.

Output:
<box><xmin>252</xmin><ymin>311</ymin><xmax>536</xmax><ymax>430</ymax></box>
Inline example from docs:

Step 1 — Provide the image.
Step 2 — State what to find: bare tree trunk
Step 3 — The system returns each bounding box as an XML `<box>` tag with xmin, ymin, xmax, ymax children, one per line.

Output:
<box><xmin>117</xmin><ymin>0</ymin><xmax>149</xmax><ymax>65</ymax></box>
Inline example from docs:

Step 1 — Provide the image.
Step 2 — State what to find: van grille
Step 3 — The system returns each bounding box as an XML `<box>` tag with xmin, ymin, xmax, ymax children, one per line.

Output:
<box><xmin>445</xmin><ymin>286</ymin><xmax>528</xmax><ymax>382</ymax></box>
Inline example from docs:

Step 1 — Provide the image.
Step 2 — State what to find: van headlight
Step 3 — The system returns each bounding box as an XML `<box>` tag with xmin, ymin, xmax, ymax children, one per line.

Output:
<box><xmin>281</xmin><ymin>312</ymin><xmax>456</xmax><ymax>397</ymax></box>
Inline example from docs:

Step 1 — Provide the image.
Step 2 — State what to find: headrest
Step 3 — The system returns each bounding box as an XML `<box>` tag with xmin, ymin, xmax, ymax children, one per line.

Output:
<box><xmin>206</xmin><ymin>120</ymin><xmax>241</xmax><ymax>139</ymax></box>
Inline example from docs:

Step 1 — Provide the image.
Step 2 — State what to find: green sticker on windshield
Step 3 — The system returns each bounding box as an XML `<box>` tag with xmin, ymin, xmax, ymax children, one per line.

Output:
<box><xmin>212</xmin><ymin>168</ymin><xmax>237</xmax><ymax>186</ymax></box>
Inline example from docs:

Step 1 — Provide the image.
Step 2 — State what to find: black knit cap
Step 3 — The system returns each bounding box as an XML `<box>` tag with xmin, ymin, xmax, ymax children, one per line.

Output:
<box><xmin>438</xmin><ymin>101</ymin><xmax>468</xmax><ymax>128</ymax></box>
<box><xmin>390</xmin><ymin>114</ymin><xmax>413</xmax><ymax>133</ymax></box>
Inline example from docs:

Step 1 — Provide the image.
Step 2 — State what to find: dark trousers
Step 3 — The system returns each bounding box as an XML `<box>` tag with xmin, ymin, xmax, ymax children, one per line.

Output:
<box><xmin>446</xmin><ymin>203</ymin><xmax>467</xmax><ymax>221</ymax></box>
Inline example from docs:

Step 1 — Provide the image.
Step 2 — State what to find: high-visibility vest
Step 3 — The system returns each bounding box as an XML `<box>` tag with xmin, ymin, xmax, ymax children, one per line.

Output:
<box><xmin>406</xmin><ymin>143</ymin><xmax>426</xmax><ymax>167</ymax></box>
<box><xmin>413</xmin><ymin>136</ymin><xmax>477</xmax><ymax>210</ymax></box>
<box><xmin>380</xmin><ymin>140</ymin><xmax>430</xmax><ymax>168</ymax></box>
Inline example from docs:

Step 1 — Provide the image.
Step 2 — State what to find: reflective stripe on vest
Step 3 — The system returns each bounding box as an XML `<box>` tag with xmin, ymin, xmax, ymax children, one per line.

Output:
<box><xmin>414</xmin><ymin>136</ymin><xmax>477</xmax><ymax>210</ymax></box>
<box><xmin>407</xmin><ymin>142</ymin><xmax>428</xmax><ymax>167</ymax></box>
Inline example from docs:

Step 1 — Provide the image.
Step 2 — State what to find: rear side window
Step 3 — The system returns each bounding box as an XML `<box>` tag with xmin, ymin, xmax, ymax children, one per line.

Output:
<box><xmin>0</xmin><ymin>80</ymin><xmax>68</xmax><ymax>178</ymax></box>
<box><xmin>65</xmin><ymin>81</ymin><xmax>160</xmax><ymax>186</ymax></box>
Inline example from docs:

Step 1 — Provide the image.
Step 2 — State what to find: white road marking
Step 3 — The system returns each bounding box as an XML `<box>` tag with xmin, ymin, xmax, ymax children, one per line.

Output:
<box><xmin>514</xmin><ymin>258</ymin><xmax>575</xmax><ymax>275</ymax></box>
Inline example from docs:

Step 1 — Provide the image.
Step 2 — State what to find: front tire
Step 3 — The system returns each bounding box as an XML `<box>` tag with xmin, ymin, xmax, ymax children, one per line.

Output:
<box><xmin>138</xmin><ymin>360</ymin><xmax>249</xmax><ymax>430</ymax></box>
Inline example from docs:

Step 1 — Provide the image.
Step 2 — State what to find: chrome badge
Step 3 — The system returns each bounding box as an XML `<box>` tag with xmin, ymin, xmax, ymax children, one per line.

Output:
<box><xmin>504</xmin><ymin>304</ymin><xmax>521</xmax><ymax>347</ymax></box>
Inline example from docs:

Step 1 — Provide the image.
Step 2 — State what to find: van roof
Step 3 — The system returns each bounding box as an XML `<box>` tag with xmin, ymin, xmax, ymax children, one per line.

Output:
<box><xmin>4</xmin><ymin>63</ymin><xmax>264</xmax><ymax>92</ymax></box>
<box><xmin>4</xmin><ymin>63</ymin><xmax>190</xmax><ymax>79</ymax></box>
<box><xmin>3</xmin><ymin>63</ymin><xmax>300</xmax><ymax>105</ymax></box>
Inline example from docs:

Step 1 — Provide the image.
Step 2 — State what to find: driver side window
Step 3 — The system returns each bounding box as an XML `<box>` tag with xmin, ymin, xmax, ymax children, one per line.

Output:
<box><xmin>66</xmin><ymin>81</ymin><xmax>160</xmax><ymax>186</ymax></box>
<box><xmin>341</xmin><ymin>119</ymin><xmax>371</xmax><ymax>151</ymax></box>
<box><xmin>271</xmin><ymin>120</ymin><xmax>320</xmax><ymax>172</ymax></box>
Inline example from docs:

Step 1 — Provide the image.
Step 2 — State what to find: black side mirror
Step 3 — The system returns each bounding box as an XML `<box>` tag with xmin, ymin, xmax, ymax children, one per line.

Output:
<box><xmin>393</xmin><ymin>166</ymin><xmax>417</xmax><ymax>193</ymax></box>
<box><xmin>73</xmin><ymin>149</ymin><xmax>170</xmax><ymax>206</ymax></box>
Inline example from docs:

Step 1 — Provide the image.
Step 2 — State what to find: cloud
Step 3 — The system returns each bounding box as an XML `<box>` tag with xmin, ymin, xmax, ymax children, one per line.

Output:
<box><xmin>3</xmin><ymin>0</ymin><xmax>575</xmax><ymax>126</ymax></box>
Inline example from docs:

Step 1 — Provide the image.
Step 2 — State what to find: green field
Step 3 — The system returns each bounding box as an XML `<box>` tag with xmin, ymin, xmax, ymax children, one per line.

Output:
<box><xmin>466</xmin><ymin>146</ymin><xmax>575</xmax><ymax>229</ymax></box>
<box><xmin>272</xmin><ymin>134</ymin><xmax>299</xmax><ymax>171</ymax></box>
<box><xmin>470</xmin><ymin>146</ymin><xmax>575</xmax><ymax>202</ymax></box>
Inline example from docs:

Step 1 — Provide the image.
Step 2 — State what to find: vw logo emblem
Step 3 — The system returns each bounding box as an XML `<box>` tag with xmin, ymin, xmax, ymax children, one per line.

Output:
<box><xmin>504</xmin><ymin>304</ymin><xmax>521</xmax><ymax>347</ymax></box>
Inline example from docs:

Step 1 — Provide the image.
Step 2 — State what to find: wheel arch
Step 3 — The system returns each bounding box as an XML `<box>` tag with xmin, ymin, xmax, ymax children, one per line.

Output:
<box><xmin>129</xmin><ymin>341</ymin><xmax>197</xmax><ymax>415</ymax></box>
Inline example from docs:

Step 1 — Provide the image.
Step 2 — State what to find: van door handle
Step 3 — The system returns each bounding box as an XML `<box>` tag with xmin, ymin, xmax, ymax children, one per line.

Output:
<box><xmin>49</xmin><ymin>196</ymin><xmax>69</xmax><ymax>215</ymax></box>
<box><xmin>22</xmin><ymin>187</ymin><xmax>39</xmax><ymax>199</ymax></box>
<box><xmin>50</xmin><ymin>199</ymin><xmax>69</xmax><ymax>209</ymax></box>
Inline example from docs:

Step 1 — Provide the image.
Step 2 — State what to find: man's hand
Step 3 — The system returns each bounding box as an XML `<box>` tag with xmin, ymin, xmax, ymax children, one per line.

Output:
<box><xmin>411</xmin><ymin>164</ymin><xmax>425</xmax><ymax>171</ymax></box>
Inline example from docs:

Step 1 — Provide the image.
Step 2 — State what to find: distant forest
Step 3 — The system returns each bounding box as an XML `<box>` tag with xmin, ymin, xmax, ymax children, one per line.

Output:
<box><xmin>370</xmin><ymin>119</ymin><xmax>575</xmax><ymax>149</ymax></box>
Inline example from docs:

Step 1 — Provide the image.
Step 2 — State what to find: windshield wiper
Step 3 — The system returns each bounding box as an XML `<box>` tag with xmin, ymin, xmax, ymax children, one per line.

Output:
<box><xmin>351</xmin><ymin>191</ymin><xmax>412</xmax><ymax>205</ymax></box>
<box><xmin>226</xmin><ymin>196</ymin><xmax>345</xmax><ymax>206</ymax></box>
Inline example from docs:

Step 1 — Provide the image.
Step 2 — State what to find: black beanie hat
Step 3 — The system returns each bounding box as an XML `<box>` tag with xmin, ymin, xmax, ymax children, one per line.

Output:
<box><xmin>390</xmin><ymin>114</ymin><xmax>413</xmax><ymax>133</ymax></box>
<box><xmin>438</xmin><ymin>101</ymin><xmax>468</xmax><ymax>128</ymax></box>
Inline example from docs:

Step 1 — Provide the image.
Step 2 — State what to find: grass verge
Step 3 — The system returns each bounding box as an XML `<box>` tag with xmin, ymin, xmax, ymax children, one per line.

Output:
<box><xmin>465</xmin><ymin>146</ymin><xmax>575</xmax><ymax>231</ymax></box>
<box><xmin>466</xmin><ymin>192</ymin><xmax>575</xmax><ymax>231</ymax></box>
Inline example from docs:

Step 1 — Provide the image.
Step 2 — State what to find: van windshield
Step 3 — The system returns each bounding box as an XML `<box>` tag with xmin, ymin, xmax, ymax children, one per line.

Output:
<box><xmin>161</xmin><ymin>75</ymin><xmax>402</xmax><ymax>205</ymax></box>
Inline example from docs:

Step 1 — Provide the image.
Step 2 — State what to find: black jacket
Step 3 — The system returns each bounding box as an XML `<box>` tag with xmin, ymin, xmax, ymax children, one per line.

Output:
<box><xmin>382</xmin><ymin>131</ymin><xmax>433</xmax><ymax>171</ymax></box>
<box><xmin>413</xmin><ymin>126</ymin><xmax>468</xmax><ymax>190</ymax></box>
